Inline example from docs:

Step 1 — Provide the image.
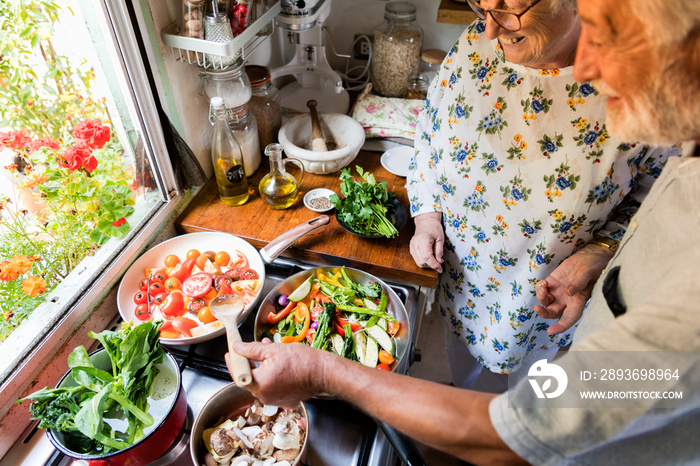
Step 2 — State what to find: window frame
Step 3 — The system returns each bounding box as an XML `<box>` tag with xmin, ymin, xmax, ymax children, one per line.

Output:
<box><xmin>0</xmin><ymin>0</ymin><xmax>199</xmax><ymax>455</ymax></box>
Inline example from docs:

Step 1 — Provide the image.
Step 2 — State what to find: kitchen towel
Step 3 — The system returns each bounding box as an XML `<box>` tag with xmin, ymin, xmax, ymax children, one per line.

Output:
<box><xmin>351</xmin><ymin>84</ymin><xmax>425</xmax><ymax>143</ymax></box>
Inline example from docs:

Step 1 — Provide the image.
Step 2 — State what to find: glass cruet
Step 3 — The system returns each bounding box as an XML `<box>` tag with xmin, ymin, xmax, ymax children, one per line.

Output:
<box><xmin>258</xmin><ymin>143</ymin><xmax>305</xmax><ymax>210</ymax></box>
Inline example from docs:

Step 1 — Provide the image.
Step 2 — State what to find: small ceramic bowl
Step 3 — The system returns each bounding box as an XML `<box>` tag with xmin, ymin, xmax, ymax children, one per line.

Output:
<box><xmin>303</xmin><ymin>188</ymin><xmax>336</xmax><ymax>213</ymax></box>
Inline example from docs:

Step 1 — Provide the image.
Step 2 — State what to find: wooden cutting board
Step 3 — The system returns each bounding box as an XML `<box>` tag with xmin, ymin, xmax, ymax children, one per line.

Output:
<box><xmin>175</xmin><ymin>150</ymin><xmax>438</xmax><ymax>288</ymax></box>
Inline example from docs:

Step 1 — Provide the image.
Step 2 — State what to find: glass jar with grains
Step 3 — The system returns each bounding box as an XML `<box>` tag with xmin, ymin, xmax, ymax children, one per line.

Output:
<box><xmin>245</xmin><ymin>65</ymin><xmax>282</xmax><ymax>150</ymax></box>
<box><xmin>371</xmin><ymin>1</ymin><xmax>423</xmax><ymax>98</ymax></box>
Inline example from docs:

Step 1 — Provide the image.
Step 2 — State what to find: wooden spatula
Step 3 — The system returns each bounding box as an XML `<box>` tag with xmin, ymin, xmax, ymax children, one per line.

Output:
<box><xmin>307</xmin><ymin>99</ymin><xmax>328</xmax><ymax>152</ymax></box>
<box><xmin>209</xmin><ymin>295</ymin><xmax>252</xmax><ymax>387</ymax></box>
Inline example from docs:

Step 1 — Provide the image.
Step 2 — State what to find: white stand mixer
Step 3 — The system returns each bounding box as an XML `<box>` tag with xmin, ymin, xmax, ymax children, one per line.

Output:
<box><xmin>271</xmin><ymin>0</ymin><xmax>350</xmax><ymax>114</ymax></box>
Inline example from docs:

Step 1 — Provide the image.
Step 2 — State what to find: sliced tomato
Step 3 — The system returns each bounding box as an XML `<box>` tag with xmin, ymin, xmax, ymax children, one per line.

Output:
<box><xmin>172</xmin><ymin>316</ymin><xmax>198</xmax><ymax>337</ymax></box>
<box><xmin>159</xmin><ymin>321</ymin><xmax>180</xmax><ymax>339</ymax></box>
<box><xmin>386</xmin><ymin>320</ymin><xmax>400</xmax><ymax>336</ymax></box>
<box><xmin>376</xmin><ymin>363</ymin><xmax>392</xmax><ymax>371</ymax></box>
<box><xmin>182</xmin><ymin>273</ymin><xmax>213</xmax><ymax>298</ymax></box>
<box><xmin>187</xmin><ymin>297</ymin><xmax>206</xmax><ymax>314</ymax></box>
<box><xmin>134</xmin><ymin>303</ymin><xmax>152</xmax><ymax>321</ymax></box>
<box><xmin>310</xmin><ymin>305</ymin><xmax>323</xmax><ymax>320</ymax></box>
<box><xmin>378</xmin><ymin>349</ymin><xmax>395</xmax><ymax>366</ymax></box>
<box><xmin>161</xmin><ymin>291</ymin><xmax>186</xmax><ymax>316</ymax></box>
<box><xmin>216</xmin><ymin>281</ymin><xmax>234</xmax><ymax>297</ymax></box>
<box><xmin>168</xmin><ymin>257</ymin><xmax>197</xmax><ymax>282</ymax></box>
<box><xmin>305</xmin><ymin>328</ymin><xmax>316</xmax><ymax>345</ymax></box>
<box><xmin>240</xmin><ymin>268</ymin><xmax>259</xmax><ymax>280</ymax></box>
<box><xmin>228</xmin><ymin>250</ymin><xmax>249</xmax><ymax>270</ymax></box>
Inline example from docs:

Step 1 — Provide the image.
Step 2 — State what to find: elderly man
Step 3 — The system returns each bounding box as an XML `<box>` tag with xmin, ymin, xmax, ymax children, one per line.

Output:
<box><xmin>228</xmin><ymin>0</ymin><xmax>700</xmax><ymax>463</ymax></box>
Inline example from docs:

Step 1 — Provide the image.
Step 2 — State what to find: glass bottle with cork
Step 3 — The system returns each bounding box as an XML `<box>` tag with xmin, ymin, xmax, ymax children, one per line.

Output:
<box><xmin>210</xmin><ymin>96</ymin><xmax>248</xmax><ymax>206</ymax></box>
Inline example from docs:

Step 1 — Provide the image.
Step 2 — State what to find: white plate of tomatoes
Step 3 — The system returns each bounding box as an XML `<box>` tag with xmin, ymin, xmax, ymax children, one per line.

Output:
<box><xmin>117</xmin><ymin>232</ymin><xmax>266</xmax><ymax>345</ymax></box>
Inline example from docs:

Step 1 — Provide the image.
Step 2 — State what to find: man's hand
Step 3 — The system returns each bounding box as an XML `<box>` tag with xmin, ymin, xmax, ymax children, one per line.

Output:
<box><xmin>535</xmin><ymin>243</ymin><xmax>615</xmax><ymax>334</ymax></box>
<box><xmin>410</xmin><ymin>212</ymin><xmax>445</xmax><ymax>272</ymax></box>
<box><xmin>227</xmin><ymin>340</ymin><xmax>328</xmax><ymax>406</ymax></box>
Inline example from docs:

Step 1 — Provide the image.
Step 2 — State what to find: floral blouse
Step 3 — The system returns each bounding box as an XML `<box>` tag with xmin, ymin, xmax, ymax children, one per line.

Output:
<box><xmin>406</xmin><ymin>21</ymin><xmax>681</xmax><ymax>374</ymax></box>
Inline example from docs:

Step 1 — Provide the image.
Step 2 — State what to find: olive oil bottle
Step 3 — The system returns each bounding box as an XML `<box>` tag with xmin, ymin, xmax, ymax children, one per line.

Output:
<box><xmin>210</xmin><ymin>96</ymin><xmax>248</xmax><ymax>206</ymax></box>
<box><xmin>259</xmin><ymin>143</ymin><xmax>305</xmax><ymax>209</ymax></box>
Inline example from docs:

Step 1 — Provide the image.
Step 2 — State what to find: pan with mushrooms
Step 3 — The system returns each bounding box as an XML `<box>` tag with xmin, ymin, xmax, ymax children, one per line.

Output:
<box><xmin>191</xmin><ymin>384</ymin><xmax>308</xmax><ymax>466</ymax></box>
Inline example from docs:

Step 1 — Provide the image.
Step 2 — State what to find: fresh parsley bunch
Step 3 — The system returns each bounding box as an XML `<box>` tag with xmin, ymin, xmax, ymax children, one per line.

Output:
<box><xmin>330</xmin><ymin>166</ymin><xmax>399</xmax><ymax>238</ymax></box>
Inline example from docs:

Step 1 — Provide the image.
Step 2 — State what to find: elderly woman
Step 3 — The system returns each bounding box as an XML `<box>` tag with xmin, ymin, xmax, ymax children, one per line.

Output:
<box><xmin>406</xmin><ymin>0</ymin><xmax>680</xmax><ymax>389</ymax></box>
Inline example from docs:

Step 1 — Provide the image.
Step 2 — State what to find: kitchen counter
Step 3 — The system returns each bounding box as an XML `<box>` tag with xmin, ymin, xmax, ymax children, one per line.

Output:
<box><xmin>175</xmin><ymin>150</ymin><xmax>439</xmax><ymax>289</ymax></box>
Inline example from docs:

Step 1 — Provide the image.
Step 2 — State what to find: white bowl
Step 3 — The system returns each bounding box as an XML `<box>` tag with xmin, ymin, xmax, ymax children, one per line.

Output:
<box><xmin>117</xmin><ymin>232</ymin><xmax>266</xmax><ymax>345</ymax></box>
<box><xmin>303</xmin><ymin>188</ymin><xmax>336</xmax><ymax>212</ymax></box>
<box><xmin>278</xmin><ymin>113</ymin><xmax>365</xmax><ymax>175</ymax></box>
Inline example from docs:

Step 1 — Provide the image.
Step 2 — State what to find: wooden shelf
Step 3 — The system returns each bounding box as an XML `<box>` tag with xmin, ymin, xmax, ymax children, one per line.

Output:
<box><xmin>437</xmin><ymin>0</ymin><xmax>478</xmax><ymax>25</ymax></box>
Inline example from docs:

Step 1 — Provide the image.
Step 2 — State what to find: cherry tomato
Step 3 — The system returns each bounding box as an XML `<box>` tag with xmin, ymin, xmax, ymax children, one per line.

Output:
<box><xmin>376</xmin><ymin>363</ymin><xmax>392</xmax><ymax>371</ymax></box>
<box><xmin>138</xmin><ymin>278</ymin><xmax>150</xmax><ymax>292</ymax></box>
<box><xmin>164</xmin><ymin>277</ymin><xmax>182</xmax><ymax>291</ymax></box>
<box><xmin>195</xmin><ymin>253</ymin><xmax>210</xmax><ymax>271</ymax></box>
<box><xmin>378</xmin><ymin>349</ymin><xmax>395</xmax><ymax>366</ymax></box>
<box><xmin>153</xmin><ymin>292</ymin><xmax>169</xmax><ymax>305</ymax></box>
<box><xmin>151</xmin><ymin>271</ymin><xmax>168</xmax><ymax>283</ymax></box>
<box><xmin>186</xmin><ymin>249</ymin><xmax>200</xmax><ymax>259</ymax></box>
<box><xmin>203</xmin><ymin>250</ymin><xmax>216</xmax><ymax>262</ymax></box>
<box><xmin>168</xmin><ymin>256</ymin><xmax>197</xmax><ymax>283</ymax></box>
<box><xmin>386</xmin><ymin>320</ymin><xmax>400</xmax><ymax>336</ymax></box>
<box><xmin>240</xmin><ymin>269</ymin><xmax>259</xmax><ymax>280</ymax></box>
<box><xmin>214</xmin><ymin>275</ymin><xmax>233</xmax><ymax>291</ymax></box>
<box><xmin>133</xmin><ymin>291</ymin><xmax>148</xmax><ymax>305</ymax></box>
<box><xmin>182</xmin><ymin>273</ymin><xmax>213</xmax><ymax>298</ymax></box>
<box><xmin>135</xmin><ymin>303</ymin><xmax>152</xmax><ymax>321</ymax></box>
<box><xmin>164</xmin><ymin>254</ymin><xmax>180</xmax><ymax>268</ymax></box>
<box><xmin>161</xmin><ymin>291</ymin><xmax>186</xmax><ymax>316</ymax></box>
<box><xmin>187</xmin><ymin>298</ymin><xmax>206</xmax><ymax>314</ymax></box>
<box><xmin>198</xmin><ymin>306</ymin><xmax>216</xmax><ymax>324</ymax></box>
<box><xmin>149</xmin><ymin>282</ymin><xmax>165</xmax><ymax>296</ymax></box>
<box><xmin>144</xmin><ymin>266</ymin><xmax>167</xmax><ymax>280</ymax></box>
<box><xmin>214</xmin><ymin>251</ymin><xmax>230</xmax><ymax>266</ymax></box>
<box><xmin>204</xmin><ymin>287</ymin><xmax>217</xmax><ymax>299</ymax></box>
<box><xmin>172</xmin><ymin>316</ymin><xmax>199</xmax><ymax>337</ymax></box>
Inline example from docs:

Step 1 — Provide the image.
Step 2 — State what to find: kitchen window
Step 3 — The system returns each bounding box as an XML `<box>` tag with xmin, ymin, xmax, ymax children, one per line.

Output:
<box><xmin>0</xmin><ymin>0</ymin><xmax>195</xmax><ymax>452</ymax></box>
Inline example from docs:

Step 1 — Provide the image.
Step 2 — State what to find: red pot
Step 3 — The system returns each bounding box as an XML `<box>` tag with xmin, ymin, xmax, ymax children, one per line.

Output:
<box><xmin>47</xmin><ymin>349</ymin><xmax>186</xmax><ymax>466</ymax></box>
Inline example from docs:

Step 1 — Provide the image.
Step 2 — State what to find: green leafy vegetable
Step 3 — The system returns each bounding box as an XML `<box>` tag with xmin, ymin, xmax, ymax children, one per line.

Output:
<box><xmin>312</xmin><ymin>302</ymin><xmax>336</xmax><ymax>349</ymax></box>
<box><xmin>18</xmin><ymin>320</ymin><xmax>164</xmax><ymax>455</ymax></box>
<box><xmin>330</xmin><ymin>166</ymin><xmax>399</xmax><ymax>238</ymax></box>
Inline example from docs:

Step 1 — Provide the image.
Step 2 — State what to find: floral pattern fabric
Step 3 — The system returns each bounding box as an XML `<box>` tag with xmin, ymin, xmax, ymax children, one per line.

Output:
<box><xmin>406</xmin><ymin>21</ymin><xmax>681</xmax><ymax>374</ymax></box>
<box><xmin>352</xmin><ymin>84</ymin><xmax>424</xmax><ymax>140</ymax></box>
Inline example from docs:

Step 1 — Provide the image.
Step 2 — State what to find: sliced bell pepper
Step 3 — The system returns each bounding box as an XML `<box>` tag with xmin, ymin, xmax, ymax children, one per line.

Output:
<box><xmin>294</xmin><ymin>302</ymin><xmax>309</xmax><ymax>324</ymax></box>
<box><xmin>267</xmin><ymin>302</ymin><xmax>296</xmax><ymax>324</ymax></box>
<box><xmin>335</xmin><ymin>316</ymin><xmax>362</xmax><ymax>333</ymax></box>
<box><xmin>333</xmin><ymin>322</ymin><xmax>346</xmax><ymax>338</ymax></box>
<box><xmin>281</xmin><ymin>304</ymin><xmax>310</xmax><ymax>343</ymax></box>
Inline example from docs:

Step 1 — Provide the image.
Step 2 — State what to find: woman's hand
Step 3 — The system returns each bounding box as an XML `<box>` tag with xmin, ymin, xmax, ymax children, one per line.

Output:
<box><xmin>534</xmin><ymin>243</ymin><xmax>615</xmax><ymax>334</ymax></box>
<box><xmin>410</xmin><ymin>212</ymin><xmax>445</xmax><ymax>272</ymax></box>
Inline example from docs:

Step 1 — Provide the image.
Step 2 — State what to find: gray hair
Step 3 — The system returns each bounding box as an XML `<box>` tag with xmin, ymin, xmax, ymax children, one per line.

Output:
<box><xmin>631</xmin><ymin>0</ymin><xmax>700</xmax><ymax>48</ymax></box>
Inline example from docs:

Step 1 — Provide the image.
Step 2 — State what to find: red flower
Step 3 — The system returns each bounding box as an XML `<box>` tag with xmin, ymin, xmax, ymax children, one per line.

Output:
<box><xmin>112</xmin><ymin>217</ymin><xmax>126</xmax><ymax>227</ymax></box>
<box><xmin>28</xmin><ymin>138</ymin><xmax>60</xmax><ymax>153</ymax></box>
<box><xmin>73</xmin><ymin>119</ymin><xmax>111</xmax><ymax>149</ymax></box>
<box><xmin>0</xmin><ymin>130</ymin><xmax>31</xmax><ymax>150</ymax></box>
<box><xmin>59</xmin><ymin>143</ymin><xmax>94</xmax><ymax>173</ymax></box>
<box><xmin>83</xmin><ymin>155</ymin><xmax>98</xmax><ymax>174</ymax></box>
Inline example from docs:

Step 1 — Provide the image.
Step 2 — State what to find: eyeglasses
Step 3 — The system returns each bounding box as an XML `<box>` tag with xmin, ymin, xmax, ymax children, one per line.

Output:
<box><xmin>466</xmin><ymin>0</ymin><xmax>543</xmax><ymax>32</ymax></box>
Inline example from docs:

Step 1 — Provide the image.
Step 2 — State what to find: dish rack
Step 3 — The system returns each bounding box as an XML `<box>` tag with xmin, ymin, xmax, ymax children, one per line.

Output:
<box><xmin>161</xmin><ymin>1</ymin><xmax>281</xmax><ymax>69</ymax></box>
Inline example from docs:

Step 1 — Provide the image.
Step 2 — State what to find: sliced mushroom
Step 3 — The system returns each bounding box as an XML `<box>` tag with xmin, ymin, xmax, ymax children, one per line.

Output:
<box><xmin>261</xmin><ymin>421</ymin><xmax>274</xmax><ymax>433</ymax></box>
<box><xmin>233</xmin><ymin>416</ymin><xmax>247</xmax><ymax>429</ymax></box>
<box><xmin>203</xmin><ymin>452</ymin><xmax>218</xmax><ymax>466</ymax></box>
<box><xmin>273</xmin><ymin>461</ymin><xmax>291</xmax><ymax>466</ymax></box>
<box><xmin>245</xmin><ymin>408</ymin><xmax>262</xmax><ymax>426</ymax></box>
<box><xmin>233</xmin><ymin>427</ymin><xmax>256</xmax><ymax>450</ymax></box>
<box><xmin>230</xmin><ymin>455</ymin><xmax>254</xmax><ymax>466</ymax></box>
<box><xmin>210</xmin><ymin>428</ymin><xmax>237</xmax><ymax>456</ymax></box>
<box><xmin>241</xmin><ymin>425</ymin><xmax>263</xmax><ymax>440</ymax></box>
<box><xmin>273</xmin><ymin>448</ymin><xmax>301</xmax><ymax>462</ymax></box>
<box><xmin>253</xmin><ymin>432</ymin><xmax>275</xmax><ymax>459</ymax></box>
<box><xmin>263</xmin><ymin>458</ymin><xmax>277</xmax><ymax>466</ymax></box>
<box><xmin>261</xmin><ymin>404</ymin><xmax>278</xmax><ymax>423</ymax></box>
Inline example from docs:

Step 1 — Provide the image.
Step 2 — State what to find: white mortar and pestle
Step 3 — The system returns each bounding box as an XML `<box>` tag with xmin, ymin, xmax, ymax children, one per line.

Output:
<box><xmin>277</xmin><ymin>100</ymin><xmax>365</xmax><ymax>175</ymax></box>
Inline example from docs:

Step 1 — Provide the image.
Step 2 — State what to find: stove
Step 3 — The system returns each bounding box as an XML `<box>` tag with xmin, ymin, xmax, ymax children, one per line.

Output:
<box><xmin>4</xmin><ymin>258</ymin><xmax>421</xmax><ymax>466</ymax></box>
